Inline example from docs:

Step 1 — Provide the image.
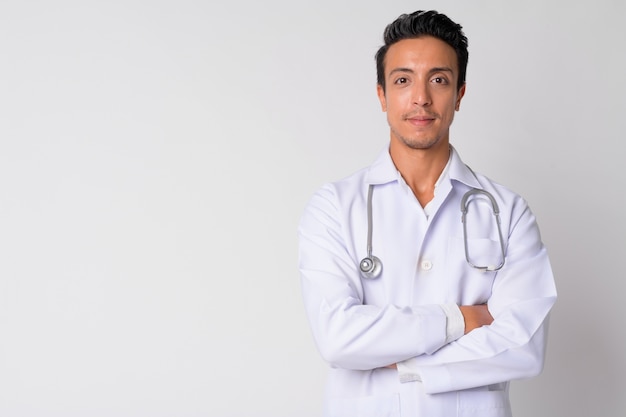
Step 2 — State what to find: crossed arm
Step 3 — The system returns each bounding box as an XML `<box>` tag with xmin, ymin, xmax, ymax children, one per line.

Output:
<box><xmin>459</xmin><ymin>304</ymin><xmax>494</xmax><ymax>334</ymax></box>
<box><xmin>384</xmin><ymin>304</ymin><xmax>493</xmax><ymax>369</ymax></box>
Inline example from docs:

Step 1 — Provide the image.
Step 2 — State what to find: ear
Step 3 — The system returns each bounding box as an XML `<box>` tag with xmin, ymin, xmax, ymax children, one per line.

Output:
<box><xmin>376</xmin><ymin>84</ymin><xmax>387</xmax><ymax>112</ymax></box>
<box><xmin>455</xmin><ymin>84</ymin><xmax>466</xmax><ymax>111</ymax></box>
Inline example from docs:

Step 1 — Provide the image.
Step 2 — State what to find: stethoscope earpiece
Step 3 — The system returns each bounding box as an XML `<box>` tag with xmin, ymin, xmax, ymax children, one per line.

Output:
<box><xmin>360</xmin><ymin>255</ymin><xmax>382</xmax><ymax>279</ymax></box>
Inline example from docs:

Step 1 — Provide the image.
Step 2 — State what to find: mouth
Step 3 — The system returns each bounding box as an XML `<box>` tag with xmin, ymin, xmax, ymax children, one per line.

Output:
<box><xmin>405</xmin><ymin>114</ymin><xmax>436</xmax><ymax>127</ymax></box>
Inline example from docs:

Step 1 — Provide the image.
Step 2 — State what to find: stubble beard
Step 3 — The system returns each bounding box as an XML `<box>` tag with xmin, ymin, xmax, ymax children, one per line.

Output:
<box><xmin>391</xmin><ymin>126</ymin><xmax>441</xmax><ymax>151</ymax></box>
<box><xmin>389</xmin><ymin>110</ymin><xmax>447</xmax><ymax>151</ymax></box>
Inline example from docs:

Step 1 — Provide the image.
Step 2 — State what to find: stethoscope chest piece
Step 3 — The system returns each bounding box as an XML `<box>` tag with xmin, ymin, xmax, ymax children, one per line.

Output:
<box><xmin>360</xmin><ymin>184</ymin><xmax>383</xmax><ymax>279</ymax></box>
<box><xmin>360</xmin><ymin>255</ymin><xmax>382</xmax><ymax>279</ymax></box>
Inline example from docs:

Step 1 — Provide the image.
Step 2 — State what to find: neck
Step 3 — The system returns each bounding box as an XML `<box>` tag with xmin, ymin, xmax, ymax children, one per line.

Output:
<box><xmin>389</xmin><ymin>140</ymin><xmax>451</xmax><ymax>207</ymax></box>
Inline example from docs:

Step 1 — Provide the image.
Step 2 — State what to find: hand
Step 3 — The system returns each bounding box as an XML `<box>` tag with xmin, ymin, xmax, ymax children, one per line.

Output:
<box><xmin>459</xmin><ymin>304</ymin><xmax>493</xmax><ymax>334</ymax></box>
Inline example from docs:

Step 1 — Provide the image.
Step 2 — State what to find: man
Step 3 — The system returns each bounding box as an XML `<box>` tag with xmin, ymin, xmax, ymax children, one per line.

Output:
<box><xmin>297</xmin><ymin>10</ymin><xmax>557</xmax><ymax>417</ymax></box>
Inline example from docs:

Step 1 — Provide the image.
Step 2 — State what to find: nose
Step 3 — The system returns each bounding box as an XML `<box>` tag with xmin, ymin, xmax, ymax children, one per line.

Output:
<box><xmin>412</xmin><ymin>81</ymin><xmax>432</xmax><ymax>107</ymax></box>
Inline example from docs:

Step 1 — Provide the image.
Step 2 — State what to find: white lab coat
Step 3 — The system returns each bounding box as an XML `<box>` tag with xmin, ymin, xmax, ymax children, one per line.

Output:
<box><xmin>298</xmin><ymin>146</ymin><xmax>557</xmax><ymax>417</ymax></box>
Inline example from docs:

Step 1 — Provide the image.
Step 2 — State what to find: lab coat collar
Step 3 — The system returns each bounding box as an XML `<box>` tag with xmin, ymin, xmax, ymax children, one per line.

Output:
<box><xmin>364</xmin><ymin>144</ymin><xmax>483</xmax><ymax>189</ymax></box>
<box><xmin>448</xmin><ymin>145</ymin><xmax>483</xmax><ymax>189</ymax></box>
<box><xmin>364</xmin><ymin>146</ymin><xmax>401</xmax><ymax>185</ymax></box>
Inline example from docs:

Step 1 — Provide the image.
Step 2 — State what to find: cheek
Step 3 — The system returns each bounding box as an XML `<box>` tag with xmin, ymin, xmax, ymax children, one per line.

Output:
<box><xmin>386</xmin><ymin>92</ymin><xmax>411</xmax><ymax>114</ymax></box>
<box><xmin>442</xmin><ymin>97</ymin><xmax>460</xmax><ymax>117</ymax></box>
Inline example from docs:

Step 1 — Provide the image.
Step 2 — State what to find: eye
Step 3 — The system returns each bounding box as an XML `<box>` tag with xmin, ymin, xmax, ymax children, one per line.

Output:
<box><xmin>431</xmin><ymin>76</ymin><xmax>449</xmax><ymax>85</ymax></box>
<box><xmin>394</xmin><ymin>77</ymin><xmax>408</xmax><ymax>85</ymax></box>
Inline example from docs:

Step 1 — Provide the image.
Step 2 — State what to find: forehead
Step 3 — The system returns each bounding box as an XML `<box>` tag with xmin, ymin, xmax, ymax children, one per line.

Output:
<box><xmin>384</xmin><ymin>36</ymin><xmax>458</xmax><ymax>75</ymax></box>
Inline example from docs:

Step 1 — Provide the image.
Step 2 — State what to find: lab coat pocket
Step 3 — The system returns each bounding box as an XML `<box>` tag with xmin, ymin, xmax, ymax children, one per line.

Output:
<box><xmin>327</xmin><ymin>393</ymin><xmax>400</xmax><ymax>417</ymax></box>
<box><xmin>446</xmin><ymin>237</ymin><xmax>499</xmax><ymax>304</ymax></box>
<box><xmin>458</xmin><ymin>236</ymin><xmax>503</xmax><ymax>272</ymax></box>
<box><xmin>457</xmin><ymin>389</ymin><xmax>511</xmax><ymax>417</ymax></box>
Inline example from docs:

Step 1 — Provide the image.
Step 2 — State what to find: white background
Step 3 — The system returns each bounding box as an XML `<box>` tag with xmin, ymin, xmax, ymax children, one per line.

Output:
<box><xmin>0</xmin><ymin>0</ymin><xmax>624</xmax><ymax>416</ymax></box>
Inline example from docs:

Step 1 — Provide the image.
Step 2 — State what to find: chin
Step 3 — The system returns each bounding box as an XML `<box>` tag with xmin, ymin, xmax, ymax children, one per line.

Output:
<box><xmin>401</xmin><ymin>137</ymin><xmax>439</xmax><ymax>151</ymax></box>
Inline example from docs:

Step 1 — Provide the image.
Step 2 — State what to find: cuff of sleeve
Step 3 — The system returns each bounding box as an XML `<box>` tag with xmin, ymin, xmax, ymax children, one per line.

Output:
<box><xmin>396</xmin><ymin>357</ymin><xmax>422</xmax><ymax>383</ymax></box>
<box><xmin>440</xmin><ymin>303</ymin><xmax>464</xmax><ymax>344</ymax></box>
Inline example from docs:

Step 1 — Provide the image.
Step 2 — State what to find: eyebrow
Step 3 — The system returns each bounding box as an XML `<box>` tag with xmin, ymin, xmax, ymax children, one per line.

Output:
<box><xmin>388</xmin><ymin>66</ymin><xmax>455</xmax><ymax>77</ymax></box>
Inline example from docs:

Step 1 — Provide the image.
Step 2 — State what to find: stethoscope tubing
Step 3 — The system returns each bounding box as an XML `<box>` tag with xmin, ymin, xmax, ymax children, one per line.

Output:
<box><xmin>359</xmin><ymin>181</ymin><xmax>506</xmax><ymax>279</ymax></box>
<box><xmin>460</xmin><ymin>188</ymin><xmax>506</xmax><ymax>272</ymax></box>
<box><xmin>359</xmin><ymin>184</ymin><xmax>383</xmax><ymax>279</ymax></box>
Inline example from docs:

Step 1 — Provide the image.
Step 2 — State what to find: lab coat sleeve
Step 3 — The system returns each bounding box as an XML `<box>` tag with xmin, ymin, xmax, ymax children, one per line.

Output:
<box><xmin>397</xmin><ymin>200</ymin><xmax>557</xmax><ymax>394</ymax></box>
<box><xmin>298</xmin><ymin>185</ymin><xmax>450</xmax><ymax>370</ymax></box>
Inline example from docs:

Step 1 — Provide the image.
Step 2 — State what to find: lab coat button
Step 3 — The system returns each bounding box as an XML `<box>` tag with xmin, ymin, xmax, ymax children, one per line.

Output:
<box><xmin>420</xmin><ymin>260</ymin><xmax>433</xmax><ymax>271</ymax></box>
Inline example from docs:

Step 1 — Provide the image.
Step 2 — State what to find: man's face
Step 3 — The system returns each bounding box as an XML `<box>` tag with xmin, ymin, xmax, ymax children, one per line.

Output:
<box><xmin>377</xmin><ymin>36</ymin><xmax>465</xmax><ymax>151</ymax></box>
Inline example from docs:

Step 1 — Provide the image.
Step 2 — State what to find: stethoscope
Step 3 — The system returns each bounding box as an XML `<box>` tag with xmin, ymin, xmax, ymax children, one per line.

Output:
<box><xmin>359</xmin><ymin>183</ymin><xmax>506</xmax><ymax>279</ymax></box>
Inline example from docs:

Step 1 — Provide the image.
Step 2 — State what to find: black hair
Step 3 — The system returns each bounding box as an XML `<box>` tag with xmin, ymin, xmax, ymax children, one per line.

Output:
<box><xmin>375</xmin><ymin>10</ymin><xmax>468</xmax><ymax>92</ymax></box>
